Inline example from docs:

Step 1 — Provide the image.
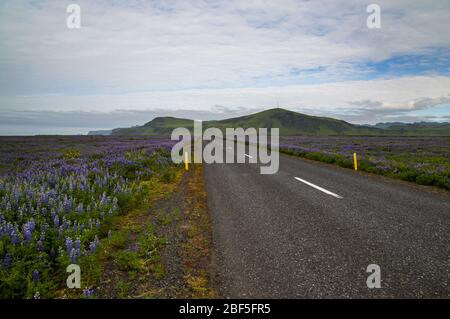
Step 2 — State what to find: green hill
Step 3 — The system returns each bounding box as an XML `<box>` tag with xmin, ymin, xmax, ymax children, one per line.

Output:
<box><xmin>111</xmin><ymin>108</ymin><xmax>450</xmax><ymax>136</ymax></box>
<box><xmin>207</xmin><ymin>108</ymin><xmax>379</xmax><ymax>135</ymax></box>
<box><xmin>112</xmin><ymin>117</ymin><xmax>194</xmax><ymax>135</ymax></box>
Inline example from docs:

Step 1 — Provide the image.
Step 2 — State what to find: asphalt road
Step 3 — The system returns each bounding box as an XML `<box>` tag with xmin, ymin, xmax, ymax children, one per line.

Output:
<box><xmin>203</xmin><ymin>146</ymin><xmax>449</xmax><ymax>298</ymax></box>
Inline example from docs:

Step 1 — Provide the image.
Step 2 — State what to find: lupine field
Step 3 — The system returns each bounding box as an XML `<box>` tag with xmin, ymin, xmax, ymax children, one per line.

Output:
<box><xmin>1</xmin><ymin>134</ymin><xmax>448</xmax><ymax>298</ymax></box>
<box><xmin>0</xmin><ymin>136</ymin><xmax>176</xmax><ymax>298</ymax></box>
<box><xmin>280</xmin><ymin>136</ymin><xmax>450</xmax><ymax>190</ymax></box>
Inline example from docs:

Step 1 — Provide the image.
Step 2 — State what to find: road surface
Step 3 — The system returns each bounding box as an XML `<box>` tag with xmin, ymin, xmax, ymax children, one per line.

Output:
<box><xmin>204</xmin><ymin>146</ymin><xmax>449</xmax><ymax>298</ymax></box>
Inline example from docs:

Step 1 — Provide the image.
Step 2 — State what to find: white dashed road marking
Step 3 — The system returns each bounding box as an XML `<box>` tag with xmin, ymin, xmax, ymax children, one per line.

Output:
<box><xmin>294</xmin><ymin>177</ymin><xmax>343</xmax><ymax>199</ymax></box>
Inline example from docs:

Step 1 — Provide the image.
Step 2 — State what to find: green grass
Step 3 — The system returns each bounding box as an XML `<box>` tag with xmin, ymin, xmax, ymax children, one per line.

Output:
<box><xmin>113</xmin><ymin>251</ymin><xmax>144</xmax><ymax>272</ymax></box>
<box><xmin>153</xmin><ymin>263</ymin><xmax>165</xmax><ymax>280</ymax></box>
<box><xmin>109</xmin><ymin>229</ymin><xmax>130</xmax><ymax>249</ymax></box>
<box><xmin>281</xmin><ymin>148</ymin><xmax>450</xmax><ymax>191</ymax></box>
<box><xmin>116</xmin><ymin>280</ymin><xmax>132</xmax><ymax>299</ymax></box>
<box><xmin>138</xmin><ymin>223</ymin><xmax>166</xmax><ymax>262</ymax></box>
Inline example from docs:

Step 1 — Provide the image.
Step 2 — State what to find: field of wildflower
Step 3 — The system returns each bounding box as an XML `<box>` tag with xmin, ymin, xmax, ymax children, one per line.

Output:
<box><xmin>280</xmin><ymin>136</ymin><xmax>450</xmax><ymax>190</ymax></box>
<box><xmin>0</xmin><ymin>136</ymin><xmax>177</xmax><ymax>298</ymax></box>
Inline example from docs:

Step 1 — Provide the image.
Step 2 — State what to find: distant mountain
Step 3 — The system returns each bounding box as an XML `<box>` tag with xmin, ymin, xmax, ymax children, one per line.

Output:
<box><xmin>362</xmin><ymin>121</ymin><xmax>450</xmax><ymax>135</ymax></box>
<box><xmin>205</xmin><ymin>108</ymin><xmax>380</xmax><ymax>135</ymax></box>
<box><xmin>112</xmin><ymin>108</ymin><xmax>381</xmax><ymax>136</ymax></box>
<box><xmin>111</xmin><ymin>108</ymin><xmax>450</xmax><ymax>136</ymax></box>
<box><xmin>380</xmin><ymin>122</ymin><xmax>450</xmax><ymax>136</ymax></box>
<box><xmin>364</xmin><ymin>122</ymin><xmax>405</xmax><ymax>129</ymax></box>
<box><xmin>88</xmin><ymin>129</ymin><xmax>112</xmax><ymax>135</ymax></box>
<box><xmin>112</xmin><ymin>117</ymin><xmax>194</xmax><ymax>136</ymax></box>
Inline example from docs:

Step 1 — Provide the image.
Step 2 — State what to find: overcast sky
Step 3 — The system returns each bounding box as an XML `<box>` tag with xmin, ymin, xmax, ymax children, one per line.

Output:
<box><xmin>1</xmin><ymin>0</ymin><xmax>450</xmax><ymax>135</ymax></box>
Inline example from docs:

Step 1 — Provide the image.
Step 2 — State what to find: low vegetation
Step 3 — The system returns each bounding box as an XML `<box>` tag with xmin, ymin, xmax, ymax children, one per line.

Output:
<box><xmin>0</xmin><ymin>136</ymin><xmax>215</xmax><ymax>299</ymax></box>
<box><xmin>281</xmin><ymin>136</ymin><xmax>450</xmax><ymax>190</ymax></box>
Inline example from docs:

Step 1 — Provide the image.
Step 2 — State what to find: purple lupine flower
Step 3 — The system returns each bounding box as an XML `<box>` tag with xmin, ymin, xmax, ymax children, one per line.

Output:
<box><xmin>11</xmin><ymin>229</ymin><xmax>20</xmax><ymax>245</ymax></box>
<box><xmin>53</xmin><ymin>215</ymin><xmax>59</xmax><ymax>229</ymax></box>
<box><xmin>63</xmin><ymin>198</ymin><xmax>71</xmax><ymax>213</ymax></box>
<box><xmin>33</xmin><ymin>270</ymin><xmax>39</xmax><ymax>286</ymax></box>
<box><xmin>89</xmin><ymin>235</ymin><xmax>100</xmax><ymax>254</ymax></box>
<box><xmin>62</xmin><ymin>217</ymin><xmax>68</xmax><ymax>230</ymax></box>
<box><xmin>83</xmin><ymin>287</ymin><xmax>94</xmax><ymax>299</ymax></box>
<box><xmin>89</xmin><ymin>242</ymin><xmax>96</xmax><ymax>254</ymax></box>
<box><xmin>29</xmin><ymin>219</ymin><xmax>36</xmax><ymax>232</ymax></box>
<box><xmin>70</xmin><ymin>248</ymin><xmax>76</xmax><ymax>263</ymax></box>
<box><xmin>76</xmin><ymin>203</ymin><xmax>83</xmax><ymax>214</ymax></box>
<box><xmin>75</xmin><ymin>238</ymin><xmax>81</xmax><ymax>250</ymax></box>
<box><xmin>74</xmin><ymin>249</ymin><xmax>80</xmax><ymax>263</ymax></box>
<box><xmin>23</xmin><ymin>227</ymin><xmax>32</xmax><ymax>243</ymax></box>
<box><xmin>70</xmin><ymin>248</ymin><xmax>79</xmax><ymax>264</ymax></box>
<box><xmin>22</xmin><ymin>219</ymin><xmax>35</xmax><ymax>243</ymax></box>
<box><xmin>100</xmin><ymin>192</ymin><xmax>107</xmax><ymax>206</ymax></box>
<box><xmin>96</xmin><ymin>220</ymin><xmax>100</xmax><ymax>230</ymax></box>
<box><xmin>2</xmin><ymin>253</ymin><xmax>12</xmax><ymax>269</ymax></box>
<box><xmin>65</xmin><ymin>237</ymin><xmax>73</xmax><ymax>255</ymax></box>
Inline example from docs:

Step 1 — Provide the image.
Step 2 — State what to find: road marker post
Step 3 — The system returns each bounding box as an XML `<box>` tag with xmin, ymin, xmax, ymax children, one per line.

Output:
<box><xmin>184</xmin><ymin>151</ymin><xmax>189</xmax><ymax>171</ymax></box>
<box><xmin>353</xmin><ymin>152</ymin><xmax>358</xmax><ymax>171</ymax></box>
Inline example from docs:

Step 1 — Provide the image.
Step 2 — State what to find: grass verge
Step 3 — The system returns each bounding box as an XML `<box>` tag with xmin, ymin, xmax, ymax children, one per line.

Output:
<box><xmin>60</xmin><ymin>164</ymin><xmax>215</xmax><ymax>299</ymax></box>
<box><xmin>280</xmin><ymin>148</ymin><xmax>450</xmax><ymax>191</ymax></box>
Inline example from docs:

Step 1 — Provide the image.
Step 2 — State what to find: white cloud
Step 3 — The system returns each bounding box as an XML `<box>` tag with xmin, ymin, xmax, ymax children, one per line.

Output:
<box><xmin>4</xmin><ymin>74</ymin><xmax>449</xmax><ymax>110</ymax></box>
<box><xmin>1</xmin><ymin>0</ymin><xmax>450</xmax><ymax>94</ymax></box>
<box><xmin>1</xmin><ymin>75</ymin><xmax>449</xmax><ymax>129</ymax></box>
<box><xmin>0</xmin><ymin>0</ymin><xmax>450</xmax><ymax>132</ymax></box>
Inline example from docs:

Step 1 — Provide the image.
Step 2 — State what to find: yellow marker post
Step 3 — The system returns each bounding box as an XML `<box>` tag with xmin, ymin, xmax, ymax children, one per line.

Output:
<box><xmin>353</xmin><ymin>152</ymin><xmax>358</xmax><ymax>171</ymax></box>
<box><xmin>184</xmin><ymin>151</ymin><xmax>189</xmax><ymax>171</ymax></box>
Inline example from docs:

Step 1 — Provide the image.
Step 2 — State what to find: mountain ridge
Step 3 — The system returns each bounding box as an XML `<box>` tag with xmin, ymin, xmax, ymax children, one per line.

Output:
<box><xmin>98</xmin><ymin>108</ymin><xmax>450</xmax><ymax>136</ymax></box>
